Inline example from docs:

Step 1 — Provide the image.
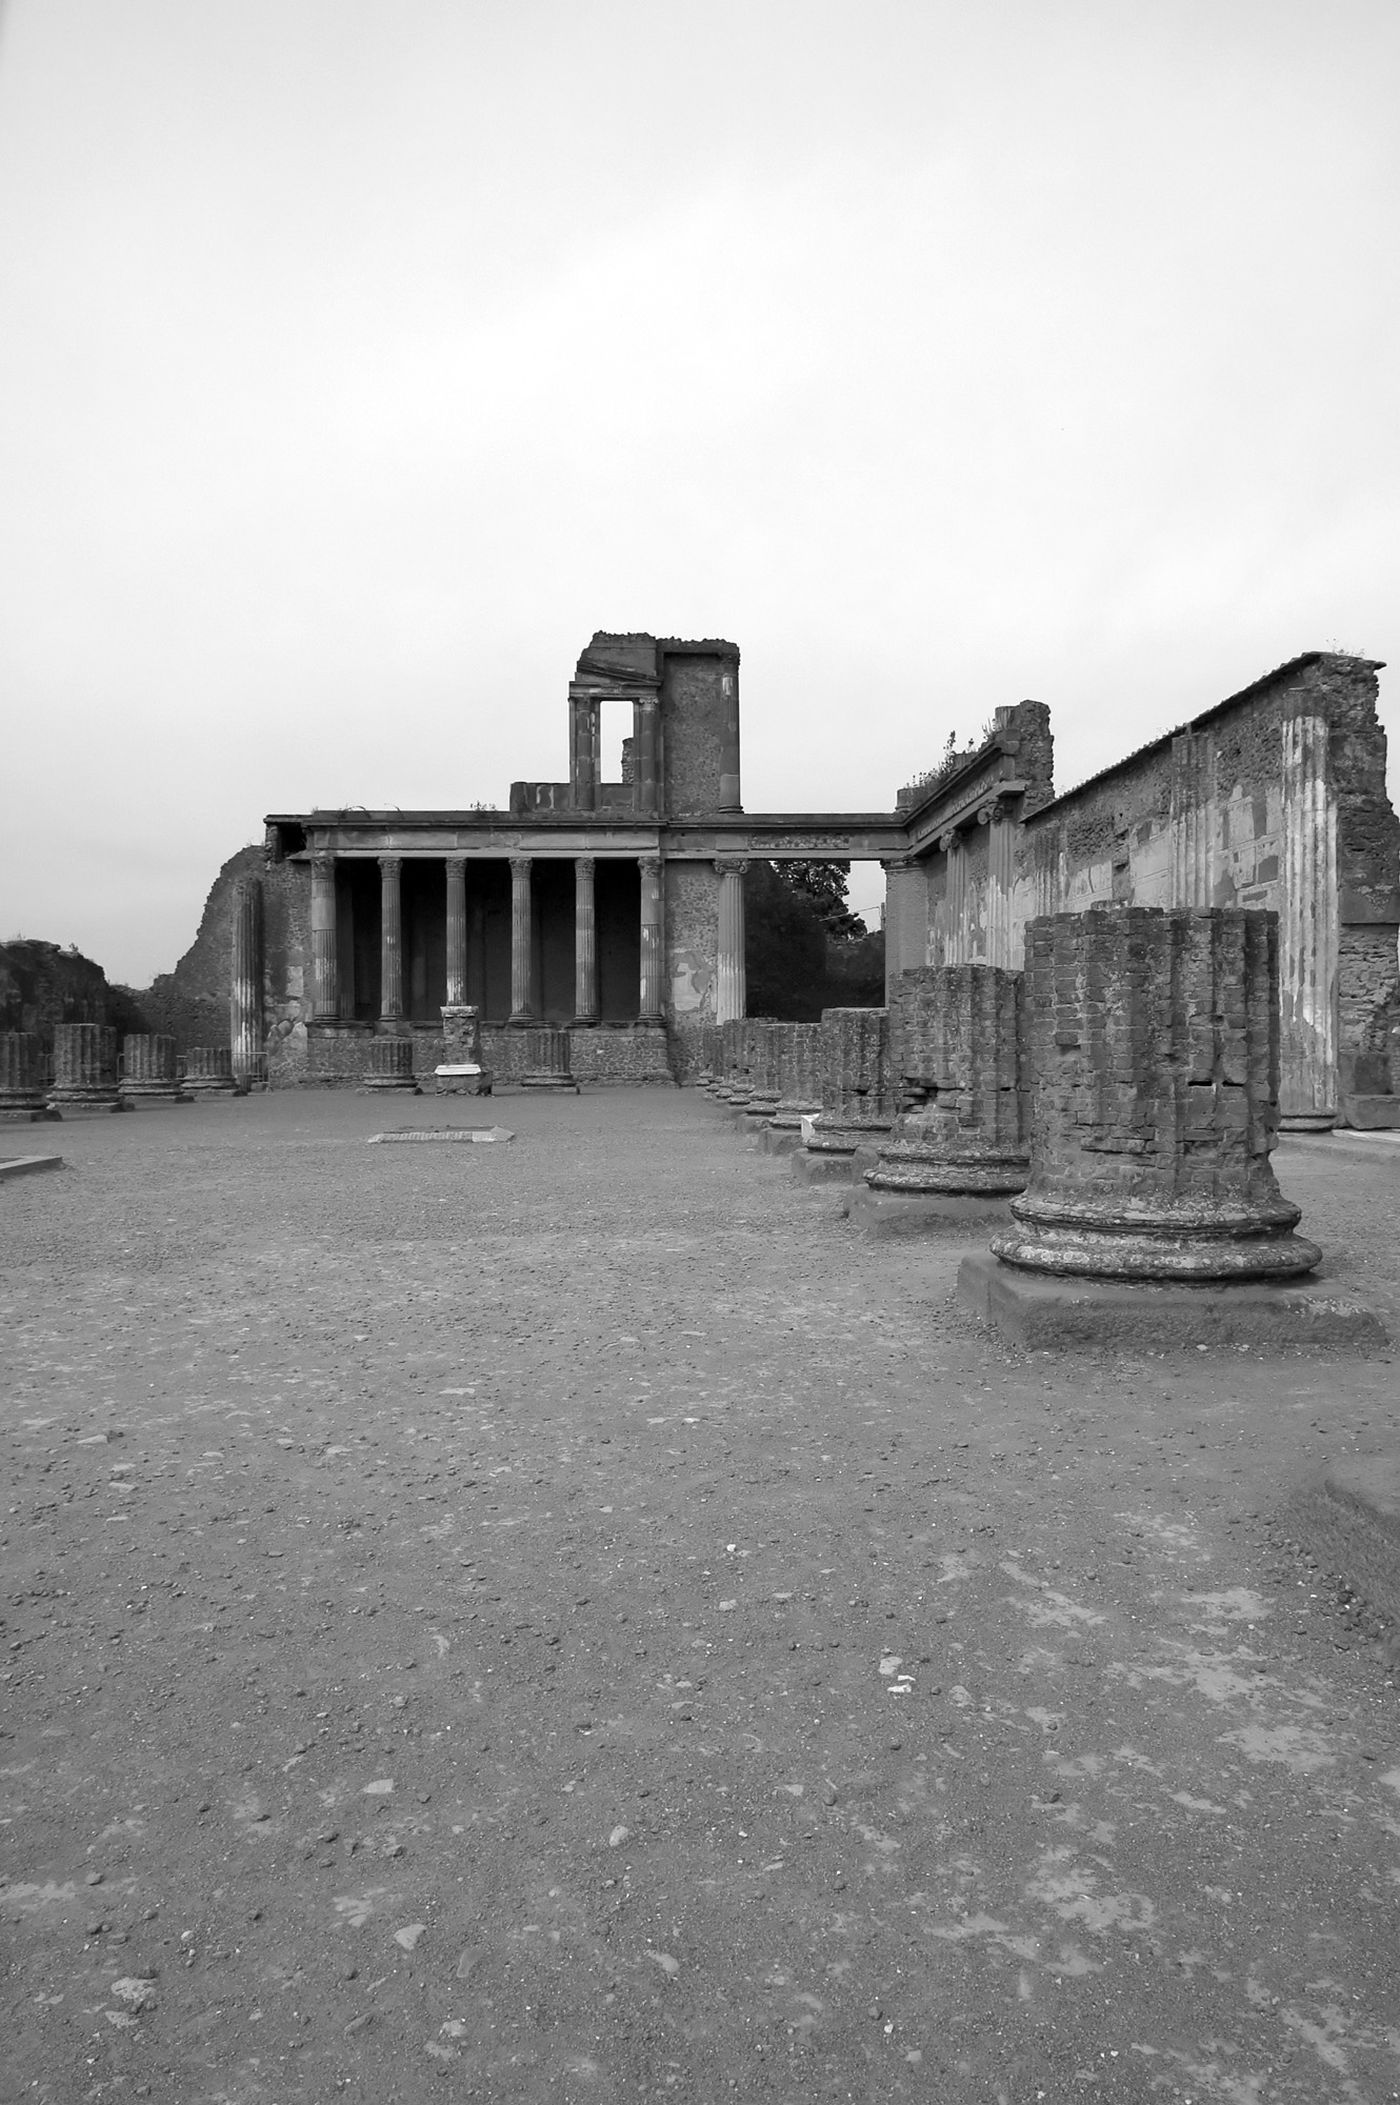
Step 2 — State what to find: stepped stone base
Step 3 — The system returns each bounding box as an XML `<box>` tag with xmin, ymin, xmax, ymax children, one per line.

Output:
<box><xmin>46</xmin><ymin>1090</ymin><xmax>128</xmax><ymax>1114</ymax></box>
<box><xmin>1343</xmin><ymin>1094</ymin><xmax>1400</xmax><ymax>1130</ymax></box>
<box><xmin>845</xmin><ymin>1186</ymin><xmax>1016</xmax><ymax>1237</ymax></box>
<box><xmin>958</xmin><ymin>1253</ymin><xmax>1385</xmax><ymax>1353</ymax></box>
<box><xmin>0</xmin><ymin>1105</ymin><xmax>58</xmax><ymax>1123</ymax></box>
<box><xmin>791</xmin><ymin>1149</ymin><xmax>858</xmax><ymax>1186</ymax></box>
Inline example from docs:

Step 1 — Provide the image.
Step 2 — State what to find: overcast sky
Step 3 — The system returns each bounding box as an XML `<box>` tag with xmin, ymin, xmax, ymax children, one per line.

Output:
<box><xmin>1</xmin><ymin>0</ymin><xmax>1396</xmax><ymax>983</ymax></box>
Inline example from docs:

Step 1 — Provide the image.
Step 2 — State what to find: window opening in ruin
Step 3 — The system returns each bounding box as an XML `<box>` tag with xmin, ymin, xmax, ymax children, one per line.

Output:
<box><xmin>598</xmin><ymin>700</ymin><xmax>631</xmax><ymax>786</ymax></box>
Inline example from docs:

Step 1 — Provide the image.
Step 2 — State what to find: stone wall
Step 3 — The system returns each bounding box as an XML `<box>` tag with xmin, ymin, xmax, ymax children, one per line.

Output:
<box><xmin>905</xmin><ymin>656</ymin><xmax>1398</xmax><ymax>1125</ymax></box>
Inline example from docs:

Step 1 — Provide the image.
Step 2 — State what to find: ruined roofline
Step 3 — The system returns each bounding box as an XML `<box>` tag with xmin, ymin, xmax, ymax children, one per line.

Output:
<box><xmin>1027</xmin><ymin>649</ymin><xmax>1386</xmax><ymax>822</ymax></box>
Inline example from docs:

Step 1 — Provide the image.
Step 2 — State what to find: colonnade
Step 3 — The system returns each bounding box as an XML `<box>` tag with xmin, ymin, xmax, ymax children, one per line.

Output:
<box><xmin>307</xmin><ymin>853</ymin><xmax>750</xmax><ymax>1028</ymax></box>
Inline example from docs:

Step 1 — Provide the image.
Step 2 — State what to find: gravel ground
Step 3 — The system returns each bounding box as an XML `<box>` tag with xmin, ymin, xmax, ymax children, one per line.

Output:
<box><xmin>2</xmin><ymin>1087</ymin><xmax>1398</xmax><ymax>2105</ymax></box>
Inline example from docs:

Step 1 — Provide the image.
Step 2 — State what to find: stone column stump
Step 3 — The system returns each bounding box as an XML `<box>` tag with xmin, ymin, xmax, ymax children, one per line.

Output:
<box><xmin>724</xmin><ymin>1021</ymin><xmax>759</xmax><ymax>1109</ymax></box>
<box><xmin>520</xmin><ymin>1027</ymin><xmax>578</xmax><ymax>1092</ymax></box>
<box><xmin>796</xmin><ymin>1009</ymin><xmax>891</xmax><ymax>1178</ymax></box>
<box><xmin>0</xmin><ymin>1032</ymin><xmax>54</xmax><ymax>1121</ymax></box>
<box><xmin>120</xmin><ymin>1034</ymin><xmax>191</xmax><ymax>1106</ymax></box>
<box><xmin>181</xmin><ymin>1047</ymin><xmax>237</xmax><ymax>1096</ymax></box>
<box><xmin>362</xmin><ymin>1036</ymin><xmax>420</xmax><ymax>1093</ymax></box>
<box><xmin>992</xmin><ymin>908</ymin><xmax>1320</xmax><ymax>1280</ymax></box>
<box><xmin>48</xmin><ymin>1024</ymin><xmax>126</xmax><ymax>1113</ymax></box>
<box><xmin>743</xmin><ymin>1020</ymin><xmax>784</xmax><ymax>1122</ymax></box>
<box><xmin>432</xmin><ymin>1005</ymin><xmax>493</xmax><ymax>1095</ymax></box>
<box><xmin>860</xmin><ymin>966</ymin><xmax>1028</xmax><ymax>1221</ymax></box>
<box><xmin>770</xmin><ymin>1023</ymin><xmax>823</xmax><ymax>1129</ymax></box>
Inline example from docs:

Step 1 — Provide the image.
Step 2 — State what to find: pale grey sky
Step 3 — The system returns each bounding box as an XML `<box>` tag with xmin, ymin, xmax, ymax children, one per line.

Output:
<box><xmin>2</xmin><ymin>0</ymin><xmax>1396</xmax><ymax>982</ymax></box>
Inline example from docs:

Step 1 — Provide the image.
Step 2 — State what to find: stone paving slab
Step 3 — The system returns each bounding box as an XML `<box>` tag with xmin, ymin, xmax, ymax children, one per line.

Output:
<box><xmin>367</xmin><ymin>1126</ymin><xmax>515</xmax><ymax>1144</ymax></box>
<box><xmin>958</xmin><ymin>1250</ymin><xmax>1387</xmax><ymax>1352</ymax></box>
<box><xmin>0</xmin><ymin>1153</ymin><xmax>63</xmax><ymax>1181</ymax></box>
<box><xmin>843</xmin><ymin>1183</ymin><xmax>1016</xmax><ymax>1237</ymax></box>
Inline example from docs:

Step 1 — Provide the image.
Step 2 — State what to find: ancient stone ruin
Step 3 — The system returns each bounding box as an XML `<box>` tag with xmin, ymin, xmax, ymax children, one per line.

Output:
<box><xmin>142</xmin><ymin>639</ymin><xmax>1395</xmax><ymax>1136</ymax></box>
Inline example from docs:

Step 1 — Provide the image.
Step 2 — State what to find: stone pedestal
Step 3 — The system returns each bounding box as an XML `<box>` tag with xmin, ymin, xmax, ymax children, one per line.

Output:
<box><xmin>991</xmin><ymin>908</ymin><xmax>1321</xmax><ymax>1281</ymax></box>
<box><xmin>771</xmin><ymin>1023</ymin><xmax>823</xmax><ymax>1130</ymax></box>
<box><xmin>0</xmin><ymin>1033</ymin><xmax>53</xmax><ymax>1121</ymax></box>
<box><xmin>48</xmin><ymin>1024</ymin><xmax>125</xmax><ymax>1112</ymax></box>
<box><xmin>181</xmin><ymin>1047</ymin><xmax>237</xmax><ymax>1096</ymax></box>
<box><xmin>802</xmin><ymin>1008</ymin><xmax>891</xmax><ymax>1155</ymax></box>
<box><xmin>362</xmin><ymin>1036</ymin><xmax>420</xmax><ymax>1092</ymax></box>
<box><xmin>696</xmin><ymin>1024</ymin><xmax>718</xmax><ymax>1088</ymax></box>
<box><xmin>120</xmin><ymin>1034</ymin><xmax>190</xmax><ymax>1105</ymax></box>
<box><xmin>432</xmin><ymin>1004</ymin><xmax>493</xmax><ymax>1095</ymax></box>
<box><xmin>520</xmin><ymin>1027</ymin><xmax>578</xmax><ymax>1092</ymax></box>
<box><xmin>866</xmin><ymin>966</ymin><xmax>1028</xmax><ymax>1195</ymax></box>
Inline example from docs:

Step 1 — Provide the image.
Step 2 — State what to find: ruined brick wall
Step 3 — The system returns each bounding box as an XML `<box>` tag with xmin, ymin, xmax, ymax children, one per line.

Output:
<box><xmin>660</xmin><ymin>647</ymin><xmax>737</xmax><ymax>817</ymax></box>
<box><xmin>141</xmin><ymin>846</ymin><xmax>309</xmax><ymax>1083</ymax></box>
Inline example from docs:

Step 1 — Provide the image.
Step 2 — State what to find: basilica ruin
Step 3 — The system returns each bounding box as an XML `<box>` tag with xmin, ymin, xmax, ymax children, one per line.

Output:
<box><xmin>130</xmin><ymin>634</ymin><xmax>1397</xmax><ymax>1130</ymax></box>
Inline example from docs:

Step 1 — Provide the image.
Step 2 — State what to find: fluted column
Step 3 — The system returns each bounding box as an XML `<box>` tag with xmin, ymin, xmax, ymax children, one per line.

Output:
<box><xmin>715</xmin><ymin>857</ymin><xmax>748</xmax><ymax>1024</ymax></box>
<box><xmin>1170</xmin><ymin>733</ymin><xmax>1215</xmax><ymax>911</ymax></box>
<box><xmin>571</xmin><ymin>697</ymin><xmax>598</xmax><ymax>811</ymax></box>
<box><xmin>574</xmin><ymin>856</ymin><xmax>598</xmax><ymax>1025</ymax></box>
<box><xmin>120</xmin><ymin>1033</ymin><xmax>188</xmax><ymax>1105</ymax></box>
<box><xmin>445</xmin><ymin>857</ymin><xmax>468</xmax><ymax>1007</ymax></box>
<box><xmin>310</xmin><ymin>854</ymin><xmax>339</xmax><ymax>1021</ymax></box>
<box><xmin>638</xmin><ymin>855</ymin><xmax>664</xmax><ymax>1024</ymax></box>
<box><xmin>0</xmin><ymin>1032</ymin><xmax>49</xmax><ymax>1118</ymax></box>
<box><xmin>509</xmin><ymin>856</ymin><xmax>535</xmax><ymax>1024</ymax></box>
<box><xmin>379</xmin><ymin>856</ymin><xmax>404</xmax><ymax>1023</ymax></box>
<box><xmin>230</xmin><ymin>874</ymin><xmax>264</xmax><ymax>1088</ymax></box>
<box><xmin>982</xmin><ymin>802</ymin><xmax>1017</xmax><ymax>970</ymax></box>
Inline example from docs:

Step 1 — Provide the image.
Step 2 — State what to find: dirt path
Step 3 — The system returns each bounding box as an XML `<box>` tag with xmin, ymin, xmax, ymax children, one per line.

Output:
<box><xmin>2</xmin><ymin>1090</ymin><xmax>1398</xmax><ymax>2104</ymax></box>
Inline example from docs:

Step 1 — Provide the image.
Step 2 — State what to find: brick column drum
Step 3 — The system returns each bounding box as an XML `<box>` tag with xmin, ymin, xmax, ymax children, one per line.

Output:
<box><xmin>805</xmin><ymin>1008</ymin><xmax>891</xmax><ymax>1154</ymax></box>
<box><xmin>363</xmin><ymin>1036</ymin><xmax>419</xmax><ymax>1092</ymax></box>
<box><xmin>120</xmin><ymin>1033</ymin><xmax>190</xmax><ymax>1105</ymax></box>
<box><xmin>182</xmin><ymin>1047</ymin><xmax>237</xmax><ymax>1095</ymax></box>
<box><xmin>725</xmin><ymin>1020</ymin><xmax>759</xmax><ymax>1108</ymax></box>
<box><xmin>771</xmin><ymin>1023</ymin><xmax>823</xmax><ymax>1129</ymax></box>
<box><xmin>744</xmin><ymin>1020</ymin><xmax>784</xmax><ymax>1122</ymax></box>
<box><xmin>992</xmin><ymin>907</ymin><xmax>1321</xmax><ymax>1280</ymax></box>
<box><xmin>230</xmin><ymin>874</ymin><xmax>265</xmax><ymax>1088</ymax></box>
<box><xmin>867</xmin><ymin>966</ymin><xmax>1029</xmax><ymax>1195</ymax></box>
<box><xmin>0</xmin><ymin>1032</ymin><xmax>51</xmax><ymax>1120</ymax></box>
<box><xmin>521</xmin><ymin>1027</ymin><xmax>578</xmax><ymax>1091</ymax></box>
<box><xmin>48</xmin><ymin>1023</ymin><xmax>125</xmax><ymax>1112</ymax></box>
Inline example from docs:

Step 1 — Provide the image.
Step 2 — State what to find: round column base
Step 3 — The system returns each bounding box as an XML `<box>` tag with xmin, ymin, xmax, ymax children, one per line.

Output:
<box><xmin>770</xmin><ymin>1101</ymin><xmax>822</xmax><ymax>1130</ymax></box>
<box><xmin>743</xmin><ymin>1094</ymin><xmax>781</xmax><ymax>1121</ymax></box>
<box><xmin>360</xmin><ymin>1076</ymin><xmax>421</xmax><ymax>1092</ymax></box>
<box><xmin>867</xmin><ymin>1146</ymin><xmax>1030</xmax><ymax>1197</ymax></box>
<box><xmin>119</xmin><ymin>1082</ymin><xmax>193</xmax><ymax>1103</ymax></box>
<box><xmin>520</xmin><ymin>1074</ymin><xmax>580</xmax><ymax>1092</ymax></box>
<box><xmin>991</xmin><ymin>1208</ymin><xmax>1323</xmax><ymax>1283</ymax></box>
<box><xmin>47</xmin><ymin>1088</ymin><xmax>127</xmax><ymax>1111</ymax></box>
<box><xmin>182</xmin><ymin>1077</ymin><xmax>237</xmax><ymax>1096</ymax></box>
<box><xmin>1280</xmin><ymin>1111</ymin><xmax>1337</xmax><ymax>1133</ymax></box>
<box><xmin>804</xmin><ymin>1118</ymin><xmax>892</xmax><ymax>1156</ymax></box>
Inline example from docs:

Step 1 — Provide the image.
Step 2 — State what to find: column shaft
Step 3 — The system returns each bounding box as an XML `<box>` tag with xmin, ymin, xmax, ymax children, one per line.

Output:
<box><xmin>445</xmin><ymin>858</ymin><xmax>468</xmax><ymax>1006</ymax></box>
<box><xmin>310</xmin><ymin>855</ymin><xmax>339</xmax><ymax>1020</ymax></box>
<box><xmin>636</xmin><ymin>696</ymin><xmax>660</xmax><ymax>815</ymax></box>
<box><xmin>715</xmin><ymin>859</ymin><xmax>748</xmax><ymax>1024</ymax></box>
<box><xmin>509</xmin><ymin>857</ymin><xmax>535</xmax><ymax>1023</ymax></box>
<box><xmin>380</xmin><ymin>856</ymin><xmax>404</xmax><ymax>1022</ymax></box>
<box><xmin>574</xmin><ymin>857</ymin><xmax>598</xmax><ymax>1023</ymax></box>
<box><xmin>638</xmin><ymin>856</ymin><xmax>664</xmax><ymax>1022</ymax></box>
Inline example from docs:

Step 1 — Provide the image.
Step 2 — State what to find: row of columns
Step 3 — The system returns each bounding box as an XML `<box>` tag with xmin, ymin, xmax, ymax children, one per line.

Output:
<box><xmin>310</xmin><ymin>854</ymin><xmax>751</xmax><ymax>1028</ymax></box>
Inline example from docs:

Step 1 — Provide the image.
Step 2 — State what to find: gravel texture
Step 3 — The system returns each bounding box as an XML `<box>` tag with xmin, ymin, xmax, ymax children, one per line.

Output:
<box><xmin>2</xmin><ymin>1088</ymin><xmax>1399</xmax><ymax>2104</ymax></box>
